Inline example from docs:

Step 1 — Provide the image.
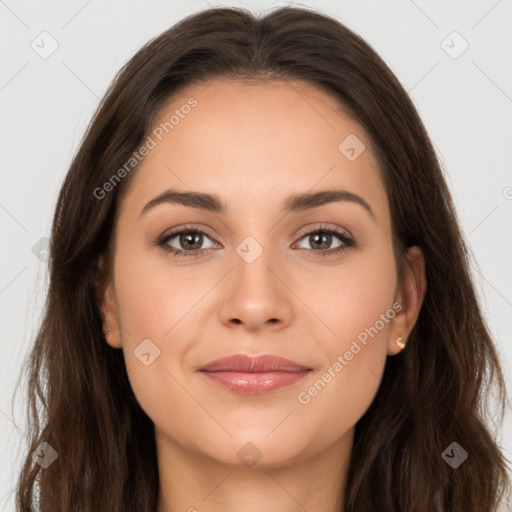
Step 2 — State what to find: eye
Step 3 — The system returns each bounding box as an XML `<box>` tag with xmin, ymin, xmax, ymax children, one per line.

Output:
<box><xmin>293</xmin><ymin>224</ymin><xmax>355</xmax><ymax>257</ymax></box>
<box><xmin>156</xmin><ymin>223</ymin><xmax>355</xmax><ymax>258</ymax></box>
<box><xmin>157</xmin><ymin>226</ymin><xmax>216</xmax><ymax>257</ymax></box>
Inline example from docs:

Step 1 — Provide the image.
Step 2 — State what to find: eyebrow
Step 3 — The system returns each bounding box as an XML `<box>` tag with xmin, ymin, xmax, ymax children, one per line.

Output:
<box><xmin>140</xmin><ymin>188</ymin><xmax>375</xmax><ymax>219</ymax></box>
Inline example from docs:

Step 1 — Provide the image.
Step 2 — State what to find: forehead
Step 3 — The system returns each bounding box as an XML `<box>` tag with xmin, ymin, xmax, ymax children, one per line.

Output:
<box><xmin>119</xmin><ymin>79</ymin><xmax>389</xmax><ymax>225</ymax></box>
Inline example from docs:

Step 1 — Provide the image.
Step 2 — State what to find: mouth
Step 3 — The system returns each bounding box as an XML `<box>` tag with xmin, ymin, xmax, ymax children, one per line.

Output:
<box><xmin>199</xmin><ymin>354</ymin><xmax>312</xmax><ymax>395</ymax></box>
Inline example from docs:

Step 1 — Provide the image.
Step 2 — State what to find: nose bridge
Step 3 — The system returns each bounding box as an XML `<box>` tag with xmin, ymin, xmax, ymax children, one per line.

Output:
<box><xmin>218</xmin><ymin>232</ymin><xmax>293</xmax><ymax>329</ymax></box>
<box><xmin>233</xmin><ymin>233</ymin><xmax>281</xmax><ymax>298</ymax></box>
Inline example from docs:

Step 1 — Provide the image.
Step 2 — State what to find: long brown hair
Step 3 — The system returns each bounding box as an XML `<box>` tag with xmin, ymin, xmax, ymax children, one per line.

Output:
<box><xmin>13</xmin><ymin>6</ymin><xmax>511</xmax><ymax>511</ymax></box>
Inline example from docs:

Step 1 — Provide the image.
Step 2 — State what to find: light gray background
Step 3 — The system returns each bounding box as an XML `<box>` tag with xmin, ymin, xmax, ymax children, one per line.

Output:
<box><xmin>1</xmin><ymin>0</ymin><xmax>511</xmax><ymax>509</ymax></box>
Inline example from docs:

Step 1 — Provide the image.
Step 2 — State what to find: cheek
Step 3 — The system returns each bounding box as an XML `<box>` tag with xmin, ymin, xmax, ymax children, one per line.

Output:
<box><xmin>307</xmin><ymin>241</ymin><xmax>397</xmax><ymax>344</ymax></box>
<box><xmin>296</xmin><ymin>244</ymin><xmax>396</xmax><ymax>421</ymax></box>
<box><xmin>112</xmin><ymin>245</ymin><xmax>216</xmax><ymax>422</ymax></box>
<box><xmin>294</xmin><ymin>301</ymin><xmax>393</xmax><ymax>456</ymax></box>
<box><xmin>113</xmin><ymin>242</ymin><xmax>207</xmax><ymax>340</ymax></box>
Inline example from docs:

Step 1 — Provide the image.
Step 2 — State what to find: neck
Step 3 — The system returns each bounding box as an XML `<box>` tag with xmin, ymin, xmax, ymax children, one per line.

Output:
<box><xmin>155</xmin><ymin>427</ymin><xmax>353</xmax><ymax>512</ymax></box>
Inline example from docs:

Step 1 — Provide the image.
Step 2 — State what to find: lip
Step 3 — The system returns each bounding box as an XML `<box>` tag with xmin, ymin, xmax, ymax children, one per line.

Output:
<box><xmin>200</xmin><ymin>354</ymin><xmax>310</xmax><ymax>373</ymax></box>
<box><xmin>199</xmin><ymin>354</ymin><xmax>312</xmax><ymax>395</ymax></box>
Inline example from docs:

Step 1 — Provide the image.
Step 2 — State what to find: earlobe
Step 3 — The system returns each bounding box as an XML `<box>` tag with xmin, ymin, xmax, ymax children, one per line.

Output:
<box><xmin>387</xmin><ymin>246</ymin><xmax>427</xmax><ymax>355</ymax></box>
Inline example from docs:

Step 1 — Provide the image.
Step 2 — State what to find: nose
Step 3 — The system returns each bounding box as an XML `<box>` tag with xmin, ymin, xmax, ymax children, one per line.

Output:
<box><xmin>217</xmin><ymin>246</ymin><xmax>294</xmax><ymax>332</ymax></box>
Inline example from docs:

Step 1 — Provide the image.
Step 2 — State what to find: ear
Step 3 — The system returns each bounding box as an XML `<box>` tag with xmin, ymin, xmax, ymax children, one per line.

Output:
<box><xmin>95</xmin><ymin>255</ymin><xmax>122</xmax><ymax>349</ymax></box>
<box><xmin>387</xmin><ymin>246</ymin><xmax>427</xmax><ymax>355</ymax></box>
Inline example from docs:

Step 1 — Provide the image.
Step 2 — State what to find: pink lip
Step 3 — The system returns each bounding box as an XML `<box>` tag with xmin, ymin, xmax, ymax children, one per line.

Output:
<box><xmin>199</xmin><ymin>355</ymin><xmax>312</xmax><ymax>394</ymax></box>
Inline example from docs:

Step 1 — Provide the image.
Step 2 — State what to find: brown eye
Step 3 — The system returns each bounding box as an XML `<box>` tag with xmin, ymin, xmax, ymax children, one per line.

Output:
<box><xmin>294</xmin><ymin>225</ymin><xmax>354</xmax><ymax>257</ymax></box>
<box><xmin>176</xmin><ymin>231</ymin><xmax>204</xmax><ymax>251</ymax></box>
<box><xmin>306</xmin><ymin>232</ymin><xmax>337</xmax><ymax>250</ymax></box>
<box><xmin>157</xmin><ymin>228</ymin><xmax>216</xmax><ymax>257</ymax></box>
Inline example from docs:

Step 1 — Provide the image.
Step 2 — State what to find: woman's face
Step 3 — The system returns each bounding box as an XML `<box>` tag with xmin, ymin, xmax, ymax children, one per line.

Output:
<box><xmin>99</xmin><ymin>79</ymin><xmax>424</xmax><ymax>468</ymax></box>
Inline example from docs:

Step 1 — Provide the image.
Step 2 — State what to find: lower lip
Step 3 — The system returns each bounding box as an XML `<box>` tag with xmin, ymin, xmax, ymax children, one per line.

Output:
<box><xmin>200</xmin><ymin>370</ymin><xmax>311</xmax><ymax>394</ymax></box>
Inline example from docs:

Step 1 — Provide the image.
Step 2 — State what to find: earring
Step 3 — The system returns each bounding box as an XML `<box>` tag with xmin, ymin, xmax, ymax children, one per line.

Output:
<box><xmin>395</xmin><ymin>336</ymin><xmax>406</xmax><ymax>350</ymax></box>
<box><xmin>103</xmin><ymin>326</ymin><xmax>110</xmax><ymax>334</ymax></box>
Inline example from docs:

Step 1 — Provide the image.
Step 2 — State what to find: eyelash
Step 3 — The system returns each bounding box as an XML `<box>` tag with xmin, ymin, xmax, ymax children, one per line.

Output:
<box><xmin>155</xmin><ymin>224</ymin><xmax>355</xmax><ymax>259</ymax></box>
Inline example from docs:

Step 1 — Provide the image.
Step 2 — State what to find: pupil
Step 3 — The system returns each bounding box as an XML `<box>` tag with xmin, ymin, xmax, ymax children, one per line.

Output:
<box><xmin>312</xmin><ymin>233</ymin><xmax>330</xmax><ymax>250</ymax></box>
<box><xmin>182</xmin><ymin>232</ymin><xmax>201</xmax><ymax>250</ymax></box>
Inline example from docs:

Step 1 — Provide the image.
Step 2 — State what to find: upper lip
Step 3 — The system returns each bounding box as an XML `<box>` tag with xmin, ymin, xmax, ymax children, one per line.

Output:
<box><xmin>199</xmin><ymin>354</ymin><xmax>311</xmax><ymax>373</ymax></box>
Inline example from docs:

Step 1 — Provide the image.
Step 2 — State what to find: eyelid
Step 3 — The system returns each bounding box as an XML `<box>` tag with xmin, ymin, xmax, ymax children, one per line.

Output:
<box><xmin>158</xmin><ymin>223</ymin><xmax>219</xmax><ymax>242</ymax></box>
<box><xmin>295</xmin><ymin>223</ymin><xmax>353</xmax><ymax>240</ymax></box>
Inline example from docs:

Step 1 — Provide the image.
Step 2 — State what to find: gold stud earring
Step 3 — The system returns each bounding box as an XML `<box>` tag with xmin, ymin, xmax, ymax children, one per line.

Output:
<box><xmin>395</xmin><ymin>336</ymin><xmax>406</xmax><ymax>350</ymax></box>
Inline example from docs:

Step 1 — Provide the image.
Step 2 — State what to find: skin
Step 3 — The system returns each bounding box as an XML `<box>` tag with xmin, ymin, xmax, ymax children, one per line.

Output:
<box><xmin>98</xmin><ymin>79</ymin><xmax>426</xmax><ymax>512</ymax></box>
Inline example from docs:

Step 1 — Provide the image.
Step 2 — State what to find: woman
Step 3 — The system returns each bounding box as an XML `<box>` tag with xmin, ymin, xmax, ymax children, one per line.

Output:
<box><xmin>14</xmin><ymin>5</ymin><xmax>511</xmax><ymax>511</ymax></box>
